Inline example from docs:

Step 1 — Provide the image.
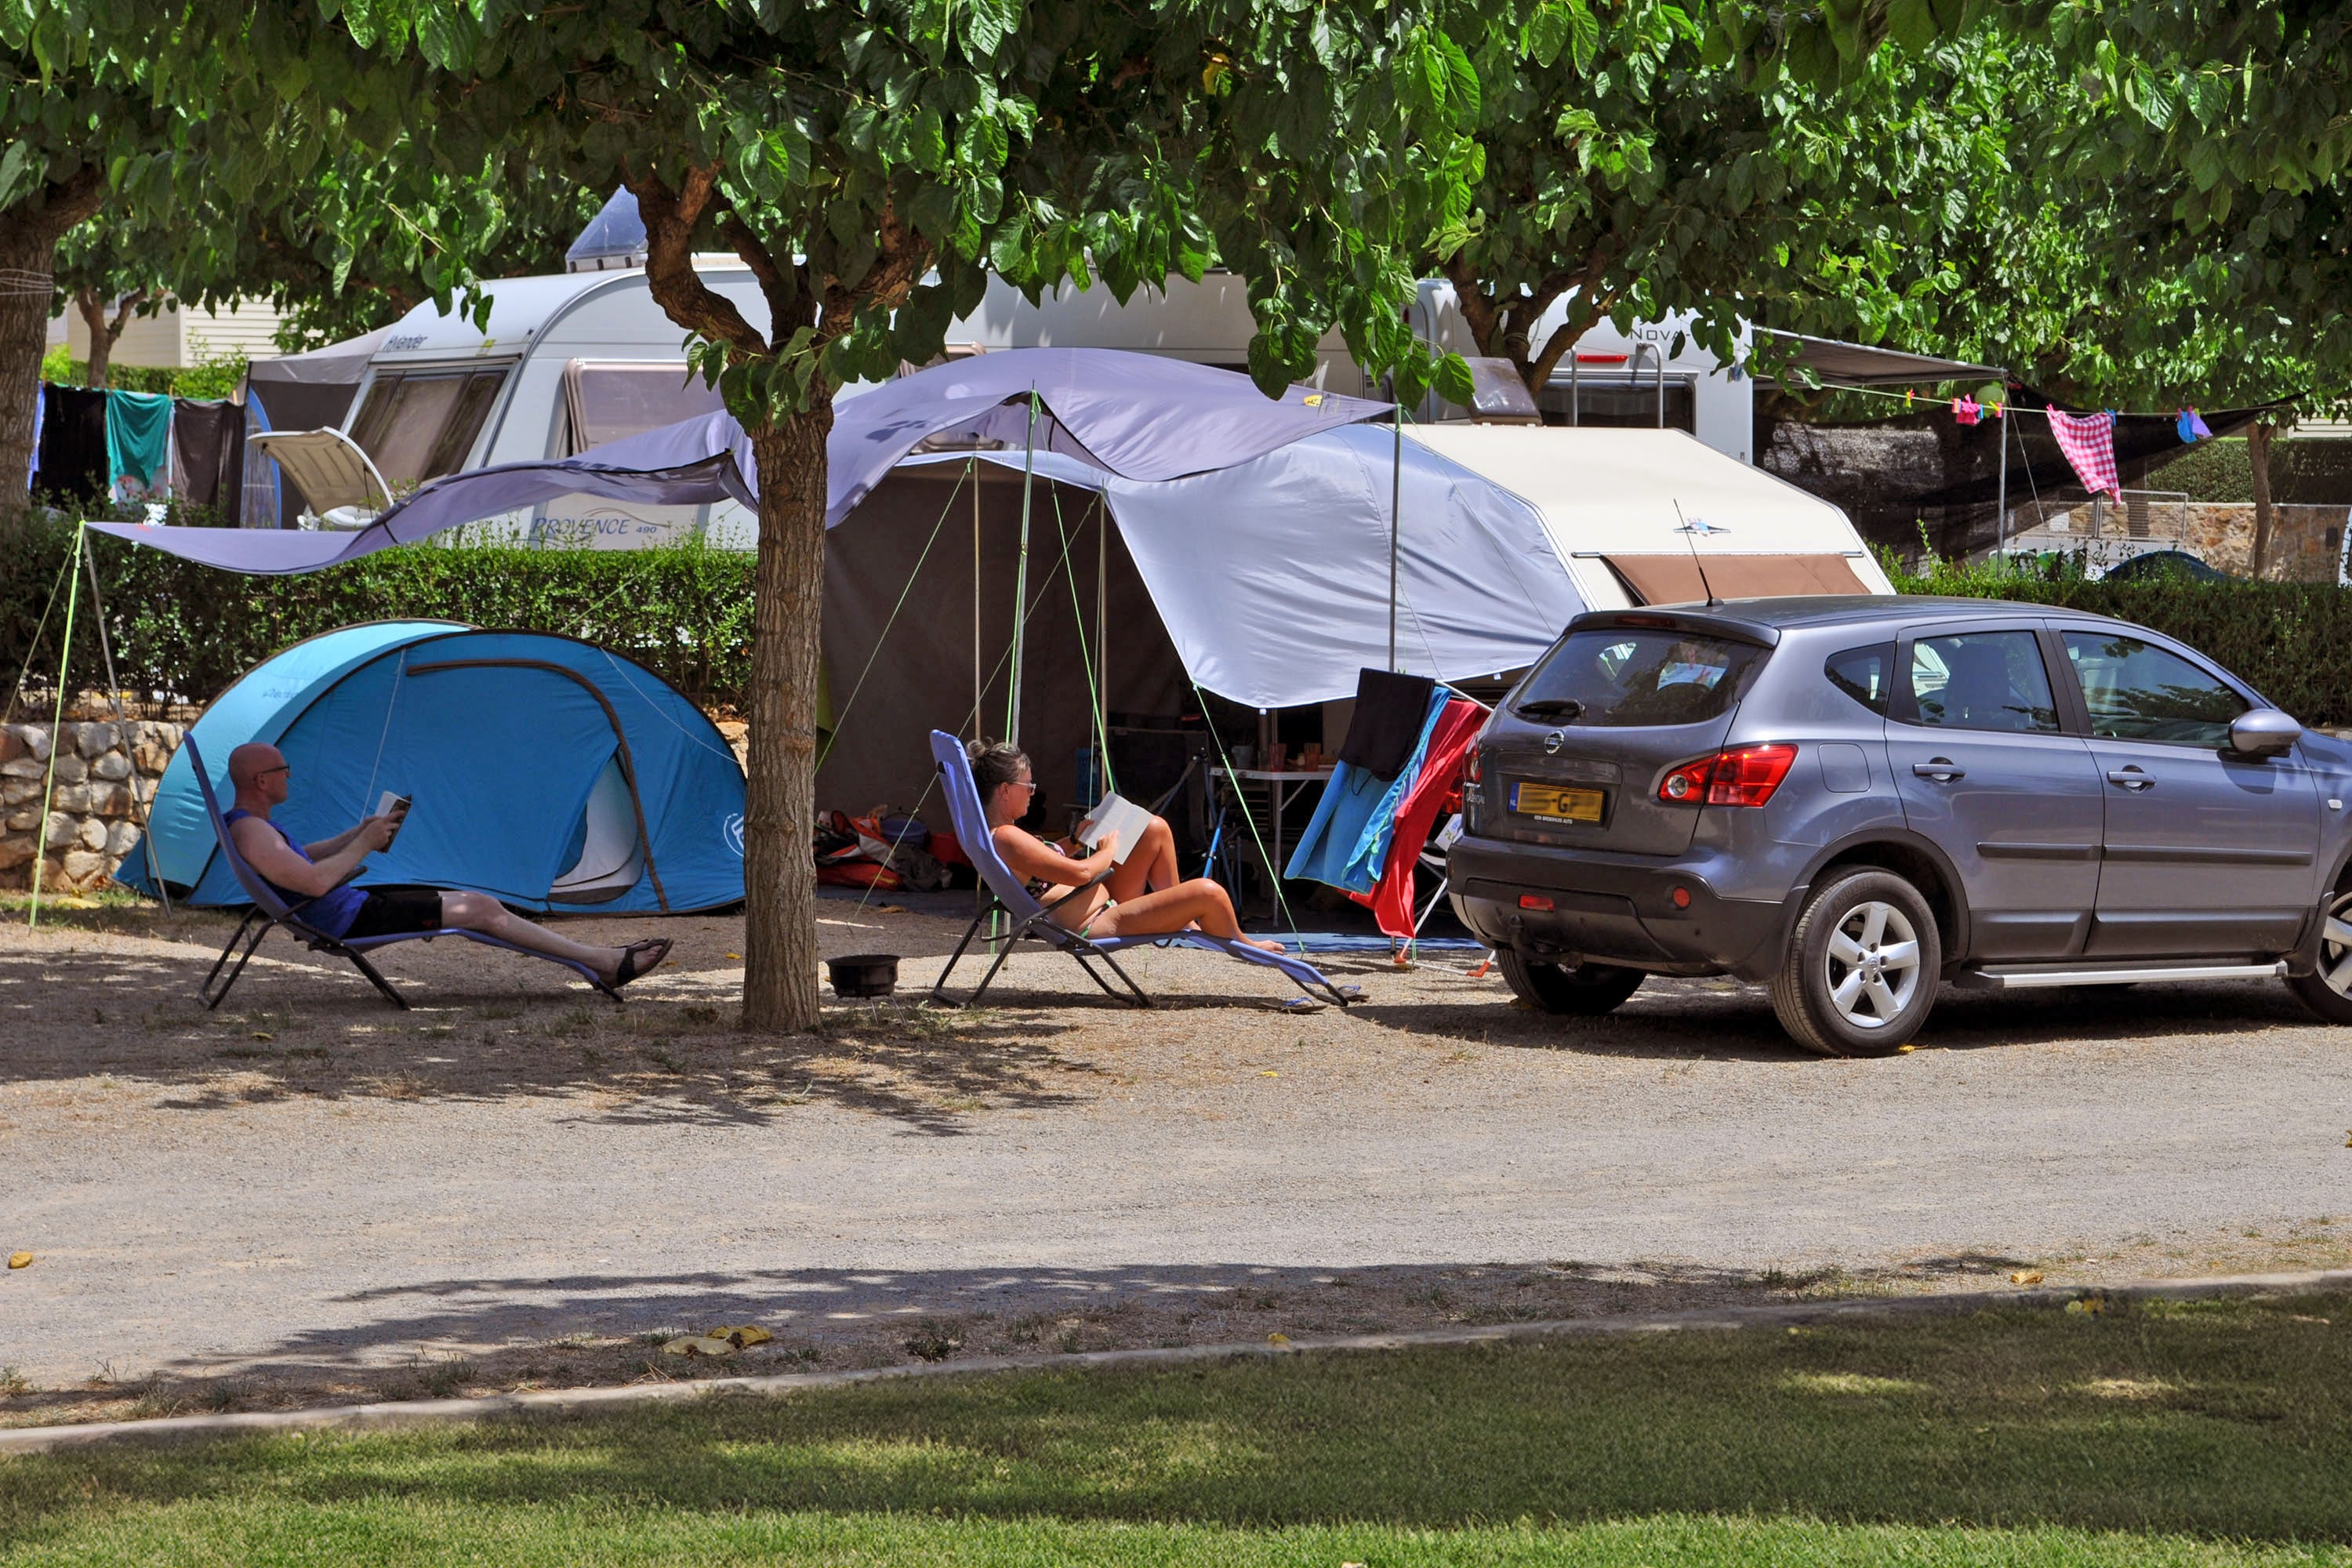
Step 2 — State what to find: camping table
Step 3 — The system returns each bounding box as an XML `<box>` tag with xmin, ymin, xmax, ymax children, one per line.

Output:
<box><xmin>1207</xmin><ymin>766</ymin><xmax>1334</xmax><ymax>917</ymax></box>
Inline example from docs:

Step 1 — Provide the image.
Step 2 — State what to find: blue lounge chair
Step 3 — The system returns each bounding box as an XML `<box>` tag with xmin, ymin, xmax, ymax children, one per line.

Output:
<box><xmin>180</xmin><ymin>735</ymin><xmax>622</xmax><ymax>1011</ymax></box>
<box><xmin>927</xmin><ymin>729</ymin><xmax>1358</xmax><ymax>1009</ymax></box>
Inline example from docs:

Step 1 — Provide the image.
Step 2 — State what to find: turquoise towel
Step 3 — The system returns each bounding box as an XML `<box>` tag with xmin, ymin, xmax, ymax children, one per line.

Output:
<box><xmin>106</xmin><ymin>389</ymin><xmax>173</xmax><ymax>492</ymax></box>
<box><xmin>1283</xmin><ymin>686</ymin><xmax>1450</xmax><ymax>894</ymax></box>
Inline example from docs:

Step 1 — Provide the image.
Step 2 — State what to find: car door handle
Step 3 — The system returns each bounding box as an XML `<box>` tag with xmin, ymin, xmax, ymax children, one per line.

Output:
<box><xmin>2106</xmin><ymin>768</ymin><xmax>2154</xmax><ymax>790</ymax></box>
<box><xmin>1912</xmin><ymin>760</ymin><xmax>1965</xmax><ymax>781</ymax></box>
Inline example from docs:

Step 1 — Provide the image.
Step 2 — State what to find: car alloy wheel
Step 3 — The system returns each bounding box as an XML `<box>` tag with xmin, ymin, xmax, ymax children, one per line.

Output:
<box><xmin>1770</xmin><ymin>868</ymin><xmax>1942</xmax><ymax>1056</ymax></box>
<box><xmin>2286</xmin><ymin>887</ymin><xmax>2352</xmax><ymax>1025</ymax></box>
<box><xmin>1823</xmin><ymin>899</ymin><xmax>1922</xmax><ymax>1032</ymax></box>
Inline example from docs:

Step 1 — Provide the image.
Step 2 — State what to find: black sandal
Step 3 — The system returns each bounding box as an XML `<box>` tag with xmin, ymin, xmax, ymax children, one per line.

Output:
<box><xmin>611</xmin><ymin>938</ymin><xmax>673</xmax><ymax>990</ymax></box>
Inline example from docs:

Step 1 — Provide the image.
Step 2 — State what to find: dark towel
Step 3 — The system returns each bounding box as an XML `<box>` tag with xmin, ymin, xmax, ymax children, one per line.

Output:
<box><xmin>1336</xmin><ymin>666</ymin><xmax>1438</xmax><ymax>779</ymax></box>
<box><xmin>34</xmin><ymin>385</ymin><xmax>109</xmax><ymax>503</ymax></box>
<box><xmin>172</xmin><ymin>398</ymin><xmax>245</xmax><ymax>517</ymax></box>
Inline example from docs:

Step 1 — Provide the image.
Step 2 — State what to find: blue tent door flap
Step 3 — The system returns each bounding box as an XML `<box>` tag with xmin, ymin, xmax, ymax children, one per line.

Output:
<box><xmin>393</xmin><ymin>657</ymin><xmax>665</xmax><ymax>909</ymax></box>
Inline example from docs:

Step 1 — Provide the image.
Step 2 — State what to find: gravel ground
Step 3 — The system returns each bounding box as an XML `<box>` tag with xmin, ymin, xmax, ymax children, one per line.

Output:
<box><xmin>3</xmin><ymin>891</ymin><xmax>2350</xmax><ymax>1425</ymax></box>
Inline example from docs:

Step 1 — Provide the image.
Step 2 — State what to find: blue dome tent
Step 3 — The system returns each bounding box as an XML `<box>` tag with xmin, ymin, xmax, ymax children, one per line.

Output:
<box><xmin>122</xmin><ymin>623</ymin><xmax>745</xmax><ymax>913</ymax></box>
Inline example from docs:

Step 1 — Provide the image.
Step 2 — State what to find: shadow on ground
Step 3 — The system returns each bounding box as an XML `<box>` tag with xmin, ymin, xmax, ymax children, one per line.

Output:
<box><xmin>0</xmin><ymin>1251</ymin><xmax>2049</xmax><ymax>1428</ymax></box>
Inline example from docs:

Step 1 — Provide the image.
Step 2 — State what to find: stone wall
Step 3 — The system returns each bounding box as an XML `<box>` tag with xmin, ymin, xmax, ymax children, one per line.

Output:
<box><xmin>2016</xmin><ymin>500</ymin><xmax>2348</xmax><ymax>580</ymax></box>
<box><xmin>0</xmin><ymin>718</ymin><xmax>183</xmax><ymax>892</ymax></box>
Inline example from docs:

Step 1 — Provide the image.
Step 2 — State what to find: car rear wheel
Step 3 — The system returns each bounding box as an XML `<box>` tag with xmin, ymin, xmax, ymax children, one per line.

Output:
<box><xmin>1498</xmin><ymin>951</ymin><xmax>1646</xmax><ymax>1016</ymax></box>
<box><xmin>2286</xmin><ymin>887</ymin><xmax>2352</xmax><ymax>1024</ymax></box>
<box><xmin>1769</xmin><ymin>869</ymin><xmax>1942</xmax><ymax>1057</ymax></box>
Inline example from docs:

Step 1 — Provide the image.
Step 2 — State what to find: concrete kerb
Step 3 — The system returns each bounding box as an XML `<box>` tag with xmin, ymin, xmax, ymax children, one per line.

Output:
<box><xmin>7</xmin><ymin>1266</ymin><xmax>2349</xmax><ymax>1457</ymax></box>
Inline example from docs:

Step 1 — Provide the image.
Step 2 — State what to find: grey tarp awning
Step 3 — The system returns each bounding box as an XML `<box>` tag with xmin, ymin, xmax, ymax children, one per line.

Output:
<box><xmin>1751</xmin><ymin>328</ymin><xmax>2005</xmax><ymax>387</ymax></box>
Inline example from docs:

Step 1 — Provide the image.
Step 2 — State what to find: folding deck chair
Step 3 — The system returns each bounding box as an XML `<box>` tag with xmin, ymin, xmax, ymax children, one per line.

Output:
<box><xmin>926</xmin><ymin>730</ymin><xmax>1359</xmax><ymax>1009</ymax></box>
<box><xmin>181</xmin><ymin>735</ymin><xmax>622</xmax><ymax>1011</ymax></box>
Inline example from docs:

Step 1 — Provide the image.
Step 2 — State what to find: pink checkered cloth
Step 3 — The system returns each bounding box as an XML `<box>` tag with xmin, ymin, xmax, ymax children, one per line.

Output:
<box><xmin>2048</xmin><ymin>408</ymin><xmax>2121</xmax><ymax>499</ymax></box>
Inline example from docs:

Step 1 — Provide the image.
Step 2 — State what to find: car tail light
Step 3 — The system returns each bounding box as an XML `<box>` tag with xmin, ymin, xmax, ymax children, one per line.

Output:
<box><xmin>1465</xmin><ymin>746</ymin><xmax>1483</xmax><ymax>785</ymax></box>
<box><xmin>1519</xmin><ymin>894</ymin><xmax>1554</xmax><ymax>911</ymax></box>
<box><xmin>1657</xmin><ymin>744</ymin><xmax>1798</xmax><ymax>808</ymax></box>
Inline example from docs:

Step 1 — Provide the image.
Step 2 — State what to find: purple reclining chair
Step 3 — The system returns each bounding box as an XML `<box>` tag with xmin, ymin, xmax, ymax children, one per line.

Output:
<box><xmin>181</xmin><ymin>734</ymin><xmax>620</xmax><ymax>1011</ymax></box>
<box><xmin>927</xmin><ymin>730</ymin><xmax>1357</xmax><ymax>1009</ymax></box>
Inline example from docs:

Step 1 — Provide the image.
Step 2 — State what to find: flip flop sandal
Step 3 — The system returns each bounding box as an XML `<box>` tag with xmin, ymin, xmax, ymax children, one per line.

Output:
<box><xmin>612</xmin><ymin>938</ymin><xmax>673</xmax><ymax>990</ymax></box>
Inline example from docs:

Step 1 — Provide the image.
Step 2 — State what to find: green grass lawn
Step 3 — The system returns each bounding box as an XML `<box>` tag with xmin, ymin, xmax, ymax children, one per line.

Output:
<box><xmin>5</xmin><ymin>1292</ymin><xmax>2350</xmax><ymax>1566</ymax></box>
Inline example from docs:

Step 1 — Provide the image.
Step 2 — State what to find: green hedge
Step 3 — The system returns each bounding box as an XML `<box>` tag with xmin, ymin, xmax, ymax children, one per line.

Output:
<box><xmin>1889</xmin><ymin>558</ymin><xmax>2352</xmax><ymax>725</ymax></box>
<box><xmin>3</xmin><ymin>514</ymin><xmax>755</xmax><ymax>713</ymax></box>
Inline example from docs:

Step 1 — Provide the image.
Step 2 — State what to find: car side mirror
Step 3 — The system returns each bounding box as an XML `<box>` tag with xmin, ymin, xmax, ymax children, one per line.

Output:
<box><xmin>2230</xmin><ymin>708</ymin><xmax>2302</xmax><ymax>757</ymax></box>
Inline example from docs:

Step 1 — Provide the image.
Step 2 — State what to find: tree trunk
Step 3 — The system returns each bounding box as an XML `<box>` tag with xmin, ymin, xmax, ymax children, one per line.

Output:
<box><xmin>75</xmin><ymin>289</ymin><xmax>111</xmax><ymax>388</ymax></box>
<box><xmin>0</xmin><ymin>225</ymin><xmax>64</xmax><ymax>516</ymax></box>
<box><xmin>0</xmin><ymin>170</ymin><xmax>107</xmax><ymax>521</ymax></box>
<box><xmin>741</xmin><ymin>404</ymin><xmax>835</xmax><ymax>1033</ymax></box>
<box><xmin>2248</xmin><ymin>418</ymin><xmax>2278</xmax><ymax>578</ymax></box>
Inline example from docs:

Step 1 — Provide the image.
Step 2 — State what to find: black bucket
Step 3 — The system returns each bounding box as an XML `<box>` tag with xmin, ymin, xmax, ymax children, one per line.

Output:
<box><xmin>826</xmin><ymin>953</ymin><xmax>900</xmax><ymax>999</ymax></box>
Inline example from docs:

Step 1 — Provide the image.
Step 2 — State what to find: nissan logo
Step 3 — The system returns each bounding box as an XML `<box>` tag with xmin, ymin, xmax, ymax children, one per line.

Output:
<box><xmin>1543</xmin><ymin>731</ymin><xmax>1565</xmax><ymax>754</ymax></box>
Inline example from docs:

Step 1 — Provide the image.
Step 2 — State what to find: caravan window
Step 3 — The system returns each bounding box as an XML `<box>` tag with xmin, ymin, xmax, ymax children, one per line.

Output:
<box><xmin>562</xmin><ymin>361</ymin><xmax>726</xmax><ymax>455</ymax></box>
<box><xmin>347</xmin><ymin>368</ymin><xmax>508</xmax><ymax>488</ymax></box>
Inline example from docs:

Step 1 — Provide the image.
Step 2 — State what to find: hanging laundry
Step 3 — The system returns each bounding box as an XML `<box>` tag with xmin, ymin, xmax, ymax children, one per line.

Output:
<box><xmin>2176</xmin><ymin>408</ymin><xmax>2212</xmax><ymax>444</ymax></box>
<box><xmin>105</xmin><ymin>389</ymin><xmax>174</xmax><ymax>499</ymax></box>
<box><xmin>2047</xmin><ymin>408</ymin><xmax>2122</xmax><ymax>499</ymax></box>
<box><xmin>34</xmin><ymin>385</ymin><xmax>109</xmax><ymax>501</ymax></box>
<box><xmin>1903</xmin><ymin>389</ymin><xmax>1913</xmax><ymax>408</ymax></box>
<box><xmin>1348</xmin><ymin>696</ymin><xmax>1486</xmax><ymax>938</ymax></box>
<box><xmin>1954</xmin><ymin>397</ymin><xmax>1981</xmax><ymax>426</ymax></box>
<box><xmin>1334</xmin><ymin>667</ymin><xmax>1437</xmax><ymax>779</ymax></box>
<box><xmin>1286</xmin><ymin>685</ymin><xmax>1450</xmax><ymax>895</ymax></box>
<box><xmin>172</xmin><ymin>397</ymin><xmax>245</xmax><ymax>516</ymax></box>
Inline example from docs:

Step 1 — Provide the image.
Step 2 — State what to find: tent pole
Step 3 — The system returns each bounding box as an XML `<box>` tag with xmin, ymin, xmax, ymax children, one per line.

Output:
<box><xmin>1996</xmin><ymin>405</ymin><xmax>2010</xmax><ymax>557</ymax></box>
<box><xmin>29</xmin><ymin>524</ymin><xmax>86</xmax><ymax>929</ymax></box>
<box><xmin>1389</xmin><ymin>400</ymin><xmax>1403</xmax><ymax>672</ymax></box>
<box><xmin>1006</xmin><ymin>388</ymin><xmax>1039</xmax><ymax>746</ymax></box>
<box><xmin>1095</xmin><ymin>496</ymin><xmax>1111</xmax><ymax>793</ymax></box>
<box><xmin>79</xmin><ymin>536</ymin><xmax>169</xmax><ymax>912</ymax></box>
<box><xmin>971</xmin><ymin>456</ymin><xmax>981</xmax><ymax>740</ymax></box>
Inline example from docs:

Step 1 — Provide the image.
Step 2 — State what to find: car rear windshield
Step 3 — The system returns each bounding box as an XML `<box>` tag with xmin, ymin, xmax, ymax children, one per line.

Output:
<box><xmin>1513</xmin><ymin>628</ymin><xmax>1765</xmax><ymax>728</ymax></box>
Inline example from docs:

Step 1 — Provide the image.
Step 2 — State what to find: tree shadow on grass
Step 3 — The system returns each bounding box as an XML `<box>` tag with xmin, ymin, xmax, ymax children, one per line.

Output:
<box><xmin>6</xmin><ymin>1291</ymin><xmax>2352</xmax><ymax>1547</ymax></box>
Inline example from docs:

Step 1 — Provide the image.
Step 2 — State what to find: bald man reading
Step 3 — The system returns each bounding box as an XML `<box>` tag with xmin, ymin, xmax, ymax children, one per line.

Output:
<box><xmin>224</xmin><ymin>741</ymin><xmax>670</xmax><ymax>989</ymax></box>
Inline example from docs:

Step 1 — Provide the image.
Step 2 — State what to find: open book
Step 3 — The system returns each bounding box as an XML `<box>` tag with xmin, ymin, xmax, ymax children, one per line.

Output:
<box><xmin>376</xmin><ymin>789</ymin><xmax>413</xmax><ymax>848</ymax></box>
<box><xmin>1073</xmin><ymin>792</ymin><xmax>1154</xmax><ymax>866</ymax></box>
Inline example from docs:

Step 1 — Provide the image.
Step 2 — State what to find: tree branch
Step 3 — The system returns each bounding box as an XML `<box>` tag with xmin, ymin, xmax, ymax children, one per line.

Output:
<box><xmin>718</xmin><ymin>209</ymin><xmax>809</xmax><ymax>340</ymax></box>
<box><xmin>630</xmin><ymin>165</ymin><xmax>771</xmax><ymax>357</ymax></box>
<box><xmin>1524</xmin><ymin>243</ymin><xmax>1621</xmax><ymax>394</ymax></box>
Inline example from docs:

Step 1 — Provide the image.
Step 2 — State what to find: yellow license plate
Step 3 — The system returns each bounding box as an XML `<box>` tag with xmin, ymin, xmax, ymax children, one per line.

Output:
<box><xmin>1512</xmin><ymin>782</ymin><xmax>1606</xmax><ymax>823</ymax></box>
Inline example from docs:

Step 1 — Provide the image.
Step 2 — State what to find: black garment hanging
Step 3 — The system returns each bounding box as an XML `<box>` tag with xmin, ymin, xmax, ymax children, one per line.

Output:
<box><xmin>1336</xmin><ymin>666</ymin><xmax>1437</xmax><ymax>780</ymax></box>
<box><xmin>172</xmin><ymin>397</ymin><xmax>245</xmax><ymax>517</ymax></box>
<box><xmin>34</xmin><ymin>385</ymin><xmax>109</xmax><ymax>503</ymax></box>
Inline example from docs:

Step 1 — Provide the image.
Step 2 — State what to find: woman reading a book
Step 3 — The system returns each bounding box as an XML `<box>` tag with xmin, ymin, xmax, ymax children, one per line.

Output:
<box><xmin>971</xmin><ymin>740</ymin><xmax>1285</xmax><ymax>953</ymax></box>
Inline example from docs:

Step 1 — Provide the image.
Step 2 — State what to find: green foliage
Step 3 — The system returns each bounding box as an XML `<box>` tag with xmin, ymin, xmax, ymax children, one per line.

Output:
<box><xmin>36</xmin><ymin>349</ymin><xmax>245</xmax><ymax>398</ymax></box>
<box><xmin>2</xmin><ymin>518</ymin><xmax>754</xmax><ymax>714</ymax></box>
<box><xmin>1888</xmin><ymin>550</ymin><xmax>2352</xmax><ymax>724</ymax></box>
<box><xmin>4</xmin><ymin>1294</ymin><xmax>2351</xmax><ymax>1559</ymax></box>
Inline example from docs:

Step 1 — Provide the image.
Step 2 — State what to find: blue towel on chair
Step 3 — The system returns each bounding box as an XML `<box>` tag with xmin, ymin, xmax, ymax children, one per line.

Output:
<box><xmin>1284</xmin><ymin>687</ymin><xmax>1449</xmax><ymax>893</ymax></box>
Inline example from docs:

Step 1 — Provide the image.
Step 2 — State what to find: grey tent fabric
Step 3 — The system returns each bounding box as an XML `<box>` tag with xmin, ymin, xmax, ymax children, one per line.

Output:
<box><xmin>246</xmin><ymin>328</ymin><xmax>391</xmax><ymax>526</ymax></box>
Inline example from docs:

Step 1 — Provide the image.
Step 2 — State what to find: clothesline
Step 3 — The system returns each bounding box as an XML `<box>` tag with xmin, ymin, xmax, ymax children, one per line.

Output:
<box><xmin>1823</xmin><ymin>378</ymin><xmax>2214</xmax><ymax>426</ymax></box>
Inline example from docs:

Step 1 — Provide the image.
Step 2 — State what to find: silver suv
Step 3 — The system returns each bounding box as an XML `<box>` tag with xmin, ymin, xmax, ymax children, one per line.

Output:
<box><xmin>1447</xmin><ymin>597</ymin><xmax>2352</xmax><ymax>1055</ymax></box>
